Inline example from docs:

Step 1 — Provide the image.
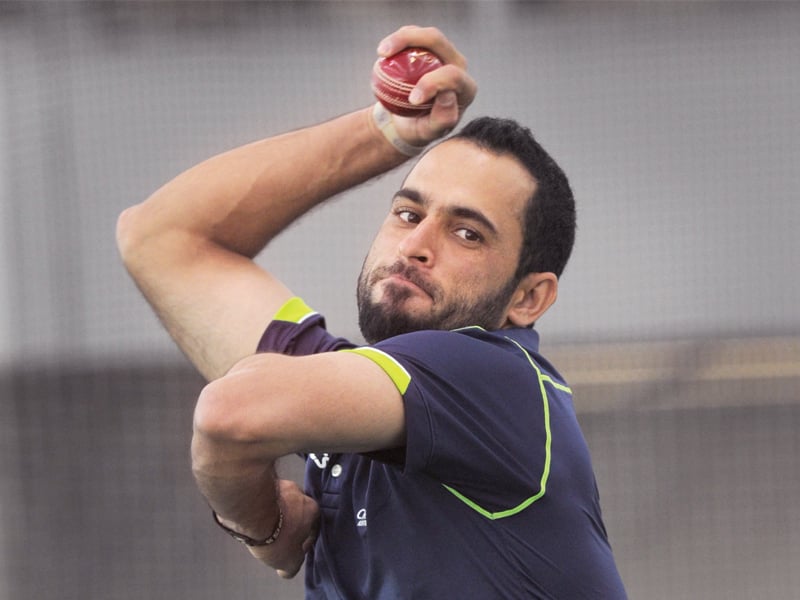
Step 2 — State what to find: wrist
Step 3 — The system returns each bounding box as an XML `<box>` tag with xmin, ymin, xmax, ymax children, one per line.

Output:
<box><xmin>370</xmin><ymin>103</ymin><xmax>429</xmax><ymax>157</ymax></box>
<box><xmin>212</xmin><ymin>507</ymin><xmax>284</xmax><ymax>547</ymax></box>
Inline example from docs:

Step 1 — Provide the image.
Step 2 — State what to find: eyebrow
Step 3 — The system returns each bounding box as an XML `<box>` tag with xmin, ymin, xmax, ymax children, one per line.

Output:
<box><xmin>392</xmin><ymin>188</ymin><xmax>499</xmax><ymax>238</ymax></box>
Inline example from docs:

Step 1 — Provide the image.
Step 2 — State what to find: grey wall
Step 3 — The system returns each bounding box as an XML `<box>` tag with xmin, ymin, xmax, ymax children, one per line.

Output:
<box><xmin>1</xmin><ymin>2</ymin><xmax>799</xmax><ymax>599</ymax></box>
<box><xmin>1</xmin><ymin>2</ymin><xmax>798</xmax><ymax>366</ymax></box>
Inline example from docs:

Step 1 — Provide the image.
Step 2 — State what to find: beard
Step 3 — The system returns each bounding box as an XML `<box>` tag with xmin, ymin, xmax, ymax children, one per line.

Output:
<box><xmin>356</xmin><ymin>260</ymin><xmax>520</xmax><ymax>344</ymax></box>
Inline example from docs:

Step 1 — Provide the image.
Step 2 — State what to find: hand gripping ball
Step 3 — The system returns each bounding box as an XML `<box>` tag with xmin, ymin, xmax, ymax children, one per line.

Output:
<box><xmin>371</xmin><ymin>48</ymin><xmax>444</xmax><ymax>117</ymax></box>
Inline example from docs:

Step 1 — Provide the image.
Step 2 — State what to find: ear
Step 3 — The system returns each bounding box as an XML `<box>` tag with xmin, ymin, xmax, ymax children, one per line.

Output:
<box><xmin>504</xmin><ymin>272</ymin><xmax>559</xmax><ymax>328</ymax></box>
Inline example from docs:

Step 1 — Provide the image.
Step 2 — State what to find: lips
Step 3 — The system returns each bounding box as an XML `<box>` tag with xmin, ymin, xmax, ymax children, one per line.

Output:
<box><xmin>387</xmin><ymin>273</ymin><xmax>426</xmax><ymax>294</ymax></box>
<box><xmin>377</xmin><ymin>263</ymin><xmax>435</xmax><ymax>299</ymax></box>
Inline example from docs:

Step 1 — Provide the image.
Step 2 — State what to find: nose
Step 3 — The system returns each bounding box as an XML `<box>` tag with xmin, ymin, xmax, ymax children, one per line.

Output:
<box><xmin>397</xmin><ymin>219</ymin><xmax>436</xmax><ymax>266</ymax></box>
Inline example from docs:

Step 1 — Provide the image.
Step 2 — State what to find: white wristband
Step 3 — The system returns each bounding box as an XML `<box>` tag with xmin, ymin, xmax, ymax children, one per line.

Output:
<box><xmin>372</xmin><ymin>103</ymin><xmax>428</xmax><ymax>157</ymax></box>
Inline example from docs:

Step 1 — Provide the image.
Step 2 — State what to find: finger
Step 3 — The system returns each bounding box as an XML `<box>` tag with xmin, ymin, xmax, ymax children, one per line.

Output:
<box><xmin>302</xmin><ymin>533</ymin><xmax>317</xmax><ymax>554</ymax></box>
<box><xmin>426</xmin><ymin>91</ymin><xmax>460</xmax><ymax>134</ymax></box>
<box><xmin>378</xmin><ymin>26</ymin><xmax>467</xmax><ymax>69</ymax></box>
<box><xmin>409</xmin><ymin>64</ymin><xmax>477</xmax><ymax>109</ymax></box>
<box><xmin>301</xmin><ymin>509</ymin><xmax>320</xmax><ymax>553</ymax></box>
<box><xmin>275</xmin><ymin>560</ymin><xmax>302</xmax><ymax>579</ymax></box>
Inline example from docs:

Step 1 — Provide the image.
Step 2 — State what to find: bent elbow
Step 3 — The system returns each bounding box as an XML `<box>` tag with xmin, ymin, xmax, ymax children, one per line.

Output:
<box><xmin>193</xmin><ymin>378</ymin><xmax>241</xmax><ymax>443</ymax></box>
<box><xmin>192</xmin><ymin>372</ymin><xmax>281</xmax><ymax>447</ymax></box>
<box><xmin>191</xmin><ymin>374</ymin><xmax>284</xmax><ymax>477</ymax></box>
<box><xmin>115</xmin><ymin>203</ymin><xmax>149</xmax><ymax>272</ymax></box>
<box><xmin>191</xmin><ymin>379</ymin><xmax>239</xmax><ymax>477</ymax></box>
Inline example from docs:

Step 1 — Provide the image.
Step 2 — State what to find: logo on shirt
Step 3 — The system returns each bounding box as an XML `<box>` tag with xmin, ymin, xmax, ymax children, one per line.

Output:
<box><xmin>309</xmin><ymin>453</ymin><xmax>329</xmax><ymax>469</ymax></box>
<box><xmin>356</xmin><ymin>508</ymin><xmax>367</xmax><ymax>528</ymax></box>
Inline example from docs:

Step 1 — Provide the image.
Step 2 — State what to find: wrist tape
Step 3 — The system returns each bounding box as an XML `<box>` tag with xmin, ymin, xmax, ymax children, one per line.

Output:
<box><xmin>371</xmin><ymin>102</ymin><xmax>428</xmax><ymax>157</ymax></box>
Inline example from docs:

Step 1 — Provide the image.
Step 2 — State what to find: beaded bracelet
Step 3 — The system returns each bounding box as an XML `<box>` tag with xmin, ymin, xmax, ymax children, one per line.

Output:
<box><xmin>212</xmin><ymin>508</ymin><xmax>284</xmax><ymax>547</ymax></box>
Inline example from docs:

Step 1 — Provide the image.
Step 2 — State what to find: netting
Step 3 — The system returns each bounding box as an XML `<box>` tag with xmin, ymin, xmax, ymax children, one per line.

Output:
<box><xmin>1</xmin><ymin>3</ymin><xmax>799</xmax><ymax>599</ymax></box>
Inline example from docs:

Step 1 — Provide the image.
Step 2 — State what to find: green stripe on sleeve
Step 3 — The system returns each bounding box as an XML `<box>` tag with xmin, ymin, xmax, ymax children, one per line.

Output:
<box><xmin>343</xmin><ymin>347</ymin><xmax>411</xmax><ymax>395</ymax></box>
<box><xmin>273</xmin><ymin>297</ymin><xmax>317</xmax><ymax>324</ymax></box>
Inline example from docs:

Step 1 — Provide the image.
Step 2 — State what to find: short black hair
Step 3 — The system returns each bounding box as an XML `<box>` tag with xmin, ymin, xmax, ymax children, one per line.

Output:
<box><xmin>450</xmin><ymin>117</ymin><xmax>576</xmax><ymax>279</ymax></box>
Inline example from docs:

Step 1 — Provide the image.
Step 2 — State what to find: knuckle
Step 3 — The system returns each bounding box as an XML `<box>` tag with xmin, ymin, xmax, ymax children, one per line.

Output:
<box><xmin>423</xmin><ymin>26</ymin><xmax>443</xmax><ymax>39</ymax></box>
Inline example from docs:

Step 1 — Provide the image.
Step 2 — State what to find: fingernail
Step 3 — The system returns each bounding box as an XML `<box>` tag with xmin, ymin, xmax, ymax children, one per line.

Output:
<box><xmin>377</xmin><ymin>40</ymin><xmax>391</xmax><ymax>55</ymax></box>
<box><xmin>409</xmin><ymin>88</ymin><xmax>423</xmax><ymax>104</ymax></box>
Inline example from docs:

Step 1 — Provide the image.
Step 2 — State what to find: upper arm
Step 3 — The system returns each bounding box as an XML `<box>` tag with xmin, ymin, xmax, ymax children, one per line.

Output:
<box><xmin>117</xmin><ymin>208</ymin><xmax>293</xmax><ymax>381</ymax></box>
<box><xmin>194</xmin><ymin>350</ymin><xmax>406</xmax><ymax>458</ymax></box>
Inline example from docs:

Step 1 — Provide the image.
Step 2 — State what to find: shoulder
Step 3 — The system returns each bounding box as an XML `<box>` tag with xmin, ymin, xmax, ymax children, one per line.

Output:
<box><xmin>371</xmin><ymin>326</ymin><xmax>542</xmax><ymax>377</ymax></box>
<box><xmin>257</xmin><ymin>297</ymin><xmax>354</xmax><ymax>356</ymax></box>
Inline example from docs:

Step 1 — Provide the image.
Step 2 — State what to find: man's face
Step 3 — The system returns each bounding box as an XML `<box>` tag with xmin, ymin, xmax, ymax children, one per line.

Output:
<box><xmin>357</xmin><ymin>139</ymin><xmax>536</xmax><ymax>344</ymax></box>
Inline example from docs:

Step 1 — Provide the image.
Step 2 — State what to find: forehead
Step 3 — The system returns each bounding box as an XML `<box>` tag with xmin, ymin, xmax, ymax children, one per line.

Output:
<box><xmin>403</xmin><ymin>139</ymin><xmax>536</xmax><ymax>230</ymax></box>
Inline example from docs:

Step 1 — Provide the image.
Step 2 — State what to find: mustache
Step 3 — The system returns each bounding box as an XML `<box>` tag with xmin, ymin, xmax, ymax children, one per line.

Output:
<box><xmin>376</xmin><ymin>261</ymin><xmax>437</xmax><ymax>298</ymax></box>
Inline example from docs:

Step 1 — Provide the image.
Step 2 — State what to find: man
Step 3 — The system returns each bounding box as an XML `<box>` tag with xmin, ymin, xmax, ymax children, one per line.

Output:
<box><xmin>117</xmin><ymin>25</ymin><xmax>626</xmax><ymax>599</ymax></box>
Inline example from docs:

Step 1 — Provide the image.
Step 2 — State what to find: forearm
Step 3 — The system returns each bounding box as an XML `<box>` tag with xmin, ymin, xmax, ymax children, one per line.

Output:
<box><xmin>116</xmin><ymin>106</ymin><xmax>409</xmax><ymax>379</ymax></box>
<box><xmin>189</xmin><ymin>343</ymin><xmax>405</xmax><ymax>524</ymax></box>
<box><xmin>118</xmin><ymin>106</ymin><xmax>407</xmax><ymax>262</ymax></box>
<box><xmin>191</xmin><ymin>428</ymin><xmax>281</xmax><ymax>540</ymax></box>
<box><xmin>116</xmin><ymin>26</ymin><xmax>475</xmax><ymax>381</ymax></box>
<box><xmin>191</xmin><ymin>358</ymin><xmax>324</xmax><ymax>578</ymax></box>
<box><xmin>190</xmin><ymin>356</ymin><xmax>286</xmax><ymax>536</ymax></box>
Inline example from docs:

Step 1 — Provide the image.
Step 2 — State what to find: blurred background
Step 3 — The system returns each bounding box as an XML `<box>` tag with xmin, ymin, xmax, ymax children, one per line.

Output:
<box><xmin>1</xmin><ymin>1</ymin><xmax>798</xmax><ymax>598</ymax></box>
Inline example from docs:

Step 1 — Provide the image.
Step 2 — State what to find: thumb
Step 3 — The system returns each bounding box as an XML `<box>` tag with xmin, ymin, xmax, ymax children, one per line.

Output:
<box><xmin>426</xmin><ymin>90</ymin><xmax>459</xmax><ymax>136</ymax></box>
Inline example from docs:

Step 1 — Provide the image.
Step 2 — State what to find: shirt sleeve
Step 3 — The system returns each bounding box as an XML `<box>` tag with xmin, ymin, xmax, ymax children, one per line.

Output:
<box><xmin>256</xmin><ymin>297</ymin><xmax>354</xmax><ymax>356</ymax></box>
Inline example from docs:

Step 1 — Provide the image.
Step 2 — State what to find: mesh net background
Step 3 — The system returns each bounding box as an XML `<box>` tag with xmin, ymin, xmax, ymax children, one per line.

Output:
<box><xmin>1</xmin><ymin>3</ymin><xmax>799</xmax><ymax>599</ymax></box>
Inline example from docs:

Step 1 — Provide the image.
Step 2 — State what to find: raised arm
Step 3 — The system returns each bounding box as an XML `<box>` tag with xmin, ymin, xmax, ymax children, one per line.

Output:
<box><xmin>116</xmin><ymin>26</ymin><xmax>476</xmax><ymax>381</ymax></box>
<box><xmin>119</xmin><ymin>25</ymin><xmax>476</xmax><ymax>578</ymax></box>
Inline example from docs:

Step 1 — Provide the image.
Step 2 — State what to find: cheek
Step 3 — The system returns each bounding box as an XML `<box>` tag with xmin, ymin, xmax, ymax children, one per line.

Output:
<box><xmin>364</xmin><ymin>226</ymin><xmax>402</xmax><ymax>265</ymax></box>
<box><xmin>360</xmin><ymin>237</ymin><xmax>394</xmax><ymax>283</ymax></box>
<box><xmin>446</xmin><ymin>252</ymin><xmax>516</xmax><ymax>293</ymax></box>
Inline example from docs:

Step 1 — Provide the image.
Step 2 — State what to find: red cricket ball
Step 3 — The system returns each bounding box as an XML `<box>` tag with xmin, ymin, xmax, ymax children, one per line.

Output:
<box><xmin>371</xmin><ymin>47</ymin><xmax>444</xmax><ymax>117</ymax></box>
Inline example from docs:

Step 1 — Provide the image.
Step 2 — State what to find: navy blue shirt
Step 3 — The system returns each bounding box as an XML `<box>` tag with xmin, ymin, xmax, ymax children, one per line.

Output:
<box><xmin>258</xmin><ymin>298</ymin><xmax>626</xmax><ymax>599</ymax></box>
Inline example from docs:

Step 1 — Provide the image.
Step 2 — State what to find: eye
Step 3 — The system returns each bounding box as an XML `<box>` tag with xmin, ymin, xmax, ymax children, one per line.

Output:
<box><xmin>454</xmin><ymin>227</ymin><xmax>483</xmax><ymax>243</ymax></box>
<box><xmin>395</xmin><ymin>208</ymin><xmax>421</xmax><ymax>224</ymax></box>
